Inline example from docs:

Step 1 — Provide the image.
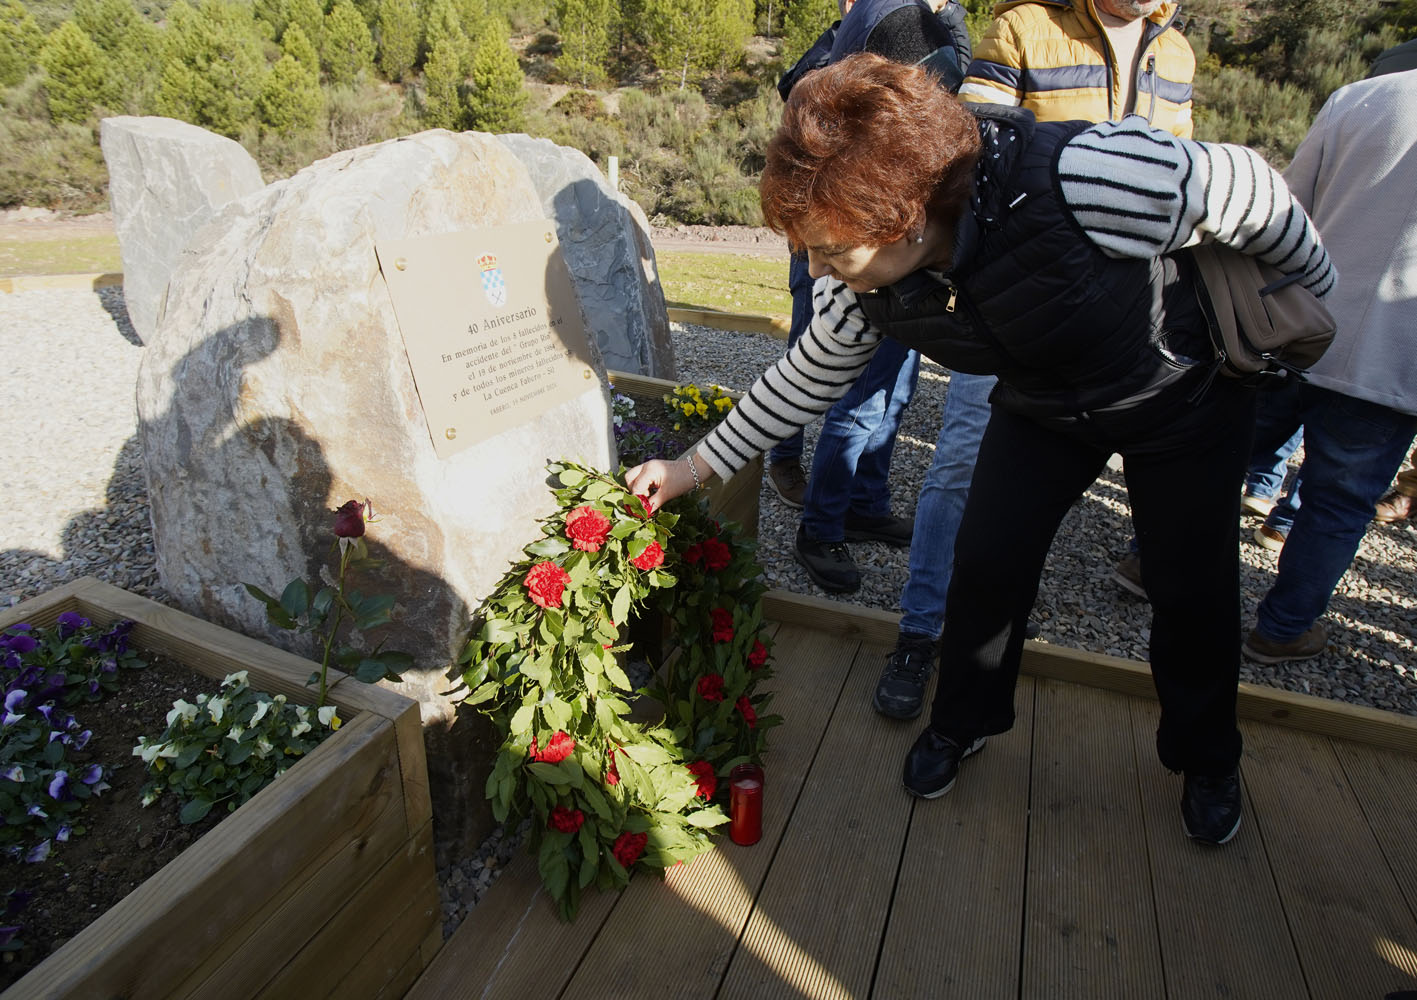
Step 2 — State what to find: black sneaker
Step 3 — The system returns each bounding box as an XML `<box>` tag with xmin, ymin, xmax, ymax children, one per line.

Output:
<box><xmin>902</xmin><ymin>728</ymin><xmax>986</xmax><ymax>799</ymax></box>
<box><xmin>874</xmin><ymin>632</ymin><xmax>936</xmax><ymax>719</ymax></box>
<box><xmin>794</xmin><ymin>525</ymin><xmax>861</xmax><ymax>593</ymax></box>
<box><xmin>843</xmin><ymin>510</ymin><xmax>914</xmax><ymax>546</ymax></box>
<box><xmin>1181</xmin><ymin>770</ymin><xmax>1243</xmax><ymax>845</ymax></box>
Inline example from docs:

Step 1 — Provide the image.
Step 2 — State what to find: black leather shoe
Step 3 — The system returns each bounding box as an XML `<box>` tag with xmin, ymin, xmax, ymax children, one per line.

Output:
<box><xmin>1181</xmin><ymin>770</ymin><xmax>1242</xmax><ymax>845</ymax></box>
<box><xmin>874</xmin><ymin>633</ymin><xmax>936</xmax><ymax>720</ymax></box>
<box><xmin>843</xmin><ymin>510</ymin><xmax>914</xmax><ymax>546</ymax></box>
<box><xmin>794</xmin><ymin>525</ymin><xmax>861</xmax><ymax>593</ymax></box>
<box><xmin>902</xmin><ymin>728</ymin><xmax>986</xmax><ymax>799</ymax></box>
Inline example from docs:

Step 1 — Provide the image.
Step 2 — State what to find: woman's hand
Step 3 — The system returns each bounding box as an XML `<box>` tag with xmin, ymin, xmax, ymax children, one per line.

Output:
<box><xmin>625</xmin><ymin>456</ymin><xmax>703</xmax><ymax>514</ymax></box>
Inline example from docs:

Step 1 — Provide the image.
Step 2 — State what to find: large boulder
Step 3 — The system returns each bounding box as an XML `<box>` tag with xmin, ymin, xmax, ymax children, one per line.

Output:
<box><xmin>100</xmin><ymin>116</ymin><xmax>264</xmax><ymax>344</ymax></box>
<box><xmin>136</xmin><ymin>129</ymin><xmax>615</xmax><ymax>864</ymax></box>
<box><xmin>495</xmin><ymin>133</ymin><xmax>676</xmax><ymax>379</ymax></box>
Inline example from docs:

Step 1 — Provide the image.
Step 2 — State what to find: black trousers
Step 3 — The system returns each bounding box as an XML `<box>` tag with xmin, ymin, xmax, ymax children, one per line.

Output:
<box><xmin>929</xmin><ymin>376</ymin><xmax>1256</xmax><ymax>776</ymax></box>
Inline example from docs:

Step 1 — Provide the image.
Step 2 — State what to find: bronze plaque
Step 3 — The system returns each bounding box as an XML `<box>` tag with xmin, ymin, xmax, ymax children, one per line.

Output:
<box><xmin>377</xmin><ymin>222</ymin><xmax>598</xmax><ymax>459</ymax></box>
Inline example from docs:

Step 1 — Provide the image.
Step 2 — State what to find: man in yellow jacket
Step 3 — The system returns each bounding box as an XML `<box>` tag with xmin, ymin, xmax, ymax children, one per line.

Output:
<box><xmin>958</xmin><ymin>0</ymin><xmax>1194</xmax><ymax>137</ymax></box>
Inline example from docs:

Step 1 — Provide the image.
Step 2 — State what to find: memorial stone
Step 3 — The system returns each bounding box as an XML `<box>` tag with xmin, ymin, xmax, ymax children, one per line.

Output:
<box><xmin>100</xmin><ymin>116</ymin><xmax>265</xmax><ymax>344</ymax></box>
<box><xmin>136</xmin><ymin>129</ymin><xmax>615</xmax><ymax>863</ymax></box>
<box><xmin>495</xmin><ymin>133</ymin><xmax>677</xmax><ymax>379</ymax></box>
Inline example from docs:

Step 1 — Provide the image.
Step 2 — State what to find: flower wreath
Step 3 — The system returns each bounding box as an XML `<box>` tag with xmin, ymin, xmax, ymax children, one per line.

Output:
<box><xmin>456</xmin><ymin>461</ymin><xmax>778</xmax><ymax>919</ymax></box>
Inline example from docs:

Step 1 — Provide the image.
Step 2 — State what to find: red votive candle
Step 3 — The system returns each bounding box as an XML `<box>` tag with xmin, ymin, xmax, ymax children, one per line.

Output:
<box><xmin>729</xmin><ymin>763</ymin><xmax>764</xmax><ymax>846</ymax></box>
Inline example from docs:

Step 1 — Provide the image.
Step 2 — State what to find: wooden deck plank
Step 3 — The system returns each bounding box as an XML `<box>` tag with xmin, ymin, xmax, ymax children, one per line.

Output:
<box><xmin>874</xmin><ymin>676</ymin><xmax>1035</xmax><ymax>997</ymax></box>
<box><xmin>1129</xmin><ymin>700</ymin><xmax>1309</xmax><ymax>998</ymax></box>
<box><xmin>1022</xmin><ymin>679</ymin><xmax>1164</xmax><ymax>998</ymax></box>
<box><xmin>717</xmin><ymin>640</ymin><xmax>919</xmax><ymax>999</ymax></box>
<box><xmin>1242</xmin><ymin>722</ymin><xmax>1417</xmax><ymax>999</ymax></box>
<box><xmin>561</xmin><ymin>624</ymin><xmax>860</xmax><ymax>999</ymax></box>
<box><xmin>1334</xmin><ymin>740</ymin><xmax>1417</xmax><ymax>915</ymax></box>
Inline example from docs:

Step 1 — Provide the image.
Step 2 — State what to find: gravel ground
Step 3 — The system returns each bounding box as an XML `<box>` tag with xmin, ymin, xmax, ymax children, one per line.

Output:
<box><xmin>3</xmin><ymin>287</ymin><xmax>1415</xmax><ymax>941</ymax></box>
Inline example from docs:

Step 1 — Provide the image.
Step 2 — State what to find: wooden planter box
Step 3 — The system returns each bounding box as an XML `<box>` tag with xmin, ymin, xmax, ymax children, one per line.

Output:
<box><xmin>0</xmin><ymin>578</ymin><xmax>441</xmax><ymax>1000</ymax></box>
<box><xmin>607</xmin><ymin>370</ymin><xmax>762</xmax><ymax>538</ymax></box>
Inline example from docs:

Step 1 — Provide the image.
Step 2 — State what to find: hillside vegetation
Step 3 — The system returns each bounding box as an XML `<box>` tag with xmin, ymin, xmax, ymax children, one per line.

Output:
<box><xmin>0</xmin><ymin>0</ymin><xmax>1413</xmax><ymax>221</ymax></box>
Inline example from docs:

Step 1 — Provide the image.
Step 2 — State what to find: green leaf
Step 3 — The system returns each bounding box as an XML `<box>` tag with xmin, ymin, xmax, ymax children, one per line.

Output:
<box><xmin>510</xmin><ymin>704</ymin><xmax>535</xmax><ymax>735</ymax></box>
<box><xmin>527</xmin><ymin>536</ymin><xmax>571</xmax><ymax>558</ymax></box>
<box><xmin>464</xmin><ymin>681</ymin><xmax>500</xmax><ymax>705</ymax></box>
<box><xmin>604</xmin><ymin>659</ymin><xmax>633</xmax><ymax>692</ymax></box>
<box><xmin>558</xmin><ymin>468</ymin><xmax>586</xmax><ymax>487</ymax></box>
<box><xmin>179</xmin><ymin>797</ymin><xmax>214</xmax><ymax>824</ymax></box>
<box><xmin>541</xmin><ymin>698</ymin><xmax>571</xmax><ymax>732</ymax></box>
<box><xmin>479</xmin><ymin>619</ymin><xmax>518</xmax><ymax>644</ymax></box>
<box><xmin>581</xmin><ymin>783</ymin><xmax>612</xmax><ymax>821</ymax></box>
<box><xmin>540</xmin><ymin>837</ymin><xmax>570</xmax><ymax>901</ymax></box>
<box><xmin>521</xmin><ymin>654</ymin><xmax>551</xmax><ymax>689</ymax></box>
<box><xmin>354</xmin><ymin>658</ymin><xmax>390</xmax><ymax>683</ymax></box>
<box><xmin>582</xmin><ymin>480</ymin><xmax>612</xmax><ymax>501</ymax></box>
<box><xmin>611</xmin><ymin>585</ymin><xmax>631</xmax><ymax>628</ymax></box>
<box><xmin>175</xmin><ymin>743</ymin><xmax>205</xmax><ymax>769</ymax></box>
<box><xmin>528</xmin><ymin>762</ymin><xmax>574</xmax><ymax>785</ymax></box>
<box><xmin>311</xmin><ymin>587</ymin><xmax>336</xmax><ymax>617</ymax></box>
<box><xmin>242</xmin><ymin>582</ymin><xmax>280</xmax><ymax>607</ymax></box>
<box><xmin>354</xmin><ymin>594</ymin><xmax>396</xmax><ymax>630</ymax></box>
<box><xmin>279</xmin><ymin>579</ymin><xmax>310</xmax><ymax>618</ymax></box>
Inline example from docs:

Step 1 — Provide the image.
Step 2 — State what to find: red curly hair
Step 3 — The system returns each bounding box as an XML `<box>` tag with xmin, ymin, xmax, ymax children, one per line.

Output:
<box><xmin>761</xmin><ymin>53</ymin><xmax>982</xmax><ymax>249</ymax></box>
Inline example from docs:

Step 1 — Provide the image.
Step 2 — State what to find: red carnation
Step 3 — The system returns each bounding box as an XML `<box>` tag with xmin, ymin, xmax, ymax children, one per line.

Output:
<box><xmin>612</xmin><ymin>830</ymin><xmax>647</xmax><ymax>868</ymax></box>
<box><xmin>686</xmin><ymin>760</ymin><xmax>717</xmax><ymax>800</ymax></box>
<box><xmin>697</xmin><ymin>674</ymin><xmax>725</xmax><ymax>702</ymax></box>
<box><xmin>548</xmin><ymin>805</ymin><xmax>585</xmax><ymax>833</ymax></box>
<box><xmin>748</xmin><ymin>639</ymin><xmax>768</xmax><ymax>671</ymax></box>
<box><xmin>628</xmin><ymin>494</ymin><xmax>654</xmax><ymax>519</ymax></box>
<box><xmin>605</xmin><ymin>747</ymin><xmax>620</xmax><ymax>787</ymax></box>
<box><xmin>631</xmin><ymin>541</ymin><xmax>664</xmax><ymax>571</ymax></box>
<box><xmin>701</xmin><ymin>537</ymin><xmax>732</xmax><ymax>572</ymax></box>
<box><xmin>736</xmin><ymin>695</ymin><xmax>757</xmax><ymax>728</ymax></box>
<box><xmin>683</xmin><ymin>543</ymin><xmax>703</xmax><ymax>564</ymax></box>
<box><xmin>532</xmin><ymin>730</ymin><xmax>575</xmax><ymax>763</ymax></box>
<box><xmin>711</xmin><ymin>608</ymin><xmax>734</xmax><ymax>644</ymax></box>
<box><xmin>524</xmin><ymin>561</ymin><xmax>571</xmax><ymax>609</ymax></box>
<box><xmin>565</xmin><ymin>505</ymin><xmax>612</xmax><ymax>552</ymax></box>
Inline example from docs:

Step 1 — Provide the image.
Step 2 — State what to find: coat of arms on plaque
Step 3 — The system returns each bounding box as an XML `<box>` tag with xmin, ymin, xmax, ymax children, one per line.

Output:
<box><xmin>478</xmin><ymin>252</ymin><xmax>507</xmax><ymax>308</ymax></box>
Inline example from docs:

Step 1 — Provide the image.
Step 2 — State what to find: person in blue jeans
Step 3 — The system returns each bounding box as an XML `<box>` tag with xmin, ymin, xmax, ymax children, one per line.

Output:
<box><xmin>767</xmin><ymin>0</ymin><xmax>972</xmax><ymax>594</ymax></box>
<box><xmin>1240</xmin><ymin>68</ymin><xmax>1417</xmax><ymax>664</ymax></box>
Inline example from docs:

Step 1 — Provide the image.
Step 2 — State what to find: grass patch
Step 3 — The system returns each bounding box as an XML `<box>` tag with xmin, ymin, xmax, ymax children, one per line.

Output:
<box><xmin>0</xmin><ymin>234</ymin><xmax>121</xmax><ymax>277</ymax></box>
<box><xmin>656</xmin><ymin>250</ymin><xmax>790</xmax><ymax>319</ymax></box>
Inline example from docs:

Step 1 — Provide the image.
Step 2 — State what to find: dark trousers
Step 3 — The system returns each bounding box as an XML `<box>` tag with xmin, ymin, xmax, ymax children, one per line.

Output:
<box><xmin>930</xmin><ymin>377</ymin><xmax>1256</xmax><ymax>776</ymax></box>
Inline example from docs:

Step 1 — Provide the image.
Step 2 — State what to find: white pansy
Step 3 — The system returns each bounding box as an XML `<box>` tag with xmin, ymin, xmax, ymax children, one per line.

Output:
<box><xmin>317</xmin><ymin>705</ymin><xmax>339</xmax><ymax>727</ymax></box>
<box><xmin>207</xmin><ymin>697</ymin><xmax>227</xmax><ymax>724</ymax></box>
<box><xmin>166</xmin><ymin>700</ymin><xmax>199</xmax><ymax>727</ymax></box>
<box><xmin>290</xmin><ymin>719</ymin><xmax>311</xmax><ymax>738</ymax></box>
<box><xmin>254</xmin><ymin>736</ymin><xmax>273</xmax><ymax>758</ymax></box>
<box><xmin>223</xmin><ymin>670</ymin><xmax>249</xmax><ymax>688</ymax></box>
<box><xmin>249</xmin><ymin>699</ymin><xmax>272</xmax><ymax>725</ymax></box>
<box><xmin>225</xmin><ymin>725</ymin><xmax>246</xmax><ymax>742</ymax></box>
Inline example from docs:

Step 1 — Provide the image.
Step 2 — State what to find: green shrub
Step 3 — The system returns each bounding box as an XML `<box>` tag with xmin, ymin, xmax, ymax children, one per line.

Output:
<box><xmin>552</xmin><ymin>87</ymin><xmax>608</xmax><ymax>120</ymax></box>
<box><xmin>322</xmin><ymin>0</ymin><xmax>375</xmax><ymax>86</ymax></box>
<box><xmin>325</xmin><ymin>76</ymin><xmax>405</xmax><ymax>149</ymax></box>
<box><xmin>1192</xmin><ymin>63</ymin><xmax>1313</xmax><ymax>167</ymax></box>
<box><xmin>38</xmin><ymin>20</ymin><xmax>117</xmax><ymax>123</ymax></box>
<box><xmin>0</xmin><ymin>115</ymin><xmax>107</xmax><ymax>209</ymax></box>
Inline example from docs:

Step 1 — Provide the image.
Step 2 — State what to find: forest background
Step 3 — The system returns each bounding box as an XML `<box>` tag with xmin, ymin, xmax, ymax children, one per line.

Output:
<box><xmin>0</xmin><ymin>0</ymin><xmax>1414</xmax><ymax>225</ymax></box>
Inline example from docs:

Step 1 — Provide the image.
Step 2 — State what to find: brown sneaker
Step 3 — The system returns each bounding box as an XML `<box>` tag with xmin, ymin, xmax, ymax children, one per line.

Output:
<box><xmin>766</xmin><ymin>459</ymin><xmax>807</xmax><ymax>509</ymax></box>
<box><xmin>1111</xmin><ymin>551</ymin><xmax>1147</xmax><ymax>599</ymax></box>
<box><xmin>1240</xmin><ymin>492</ymin><xmax>1277</xmax><ymax>517</ymax></box>
<box><xmin>1374</xmin><ymin>491</ymin><xmax>1414</xmax><ymax>523</ymax></box>
<box><xmin>1253</xmin><ymin>524</ymin><xmax>1287</xmax><ymax>551</ymax></box>
<box><xmin>1242</xmin><ymin>623</ymin><xmax>1328</xmax><ymax>664</ymax></box>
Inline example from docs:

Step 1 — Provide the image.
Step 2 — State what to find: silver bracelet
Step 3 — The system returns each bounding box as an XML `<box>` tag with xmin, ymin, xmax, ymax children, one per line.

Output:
<box><xmin>686</xmin><ymin>455</ymin><xmax>703</xmax><ymax>492</ymax></box>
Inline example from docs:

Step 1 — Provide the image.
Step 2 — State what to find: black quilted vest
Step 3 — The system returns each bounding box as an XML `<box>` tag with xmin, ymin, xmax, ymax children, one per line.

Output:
<box><xmin>856</xmin><ymin>107</ymin><xmax>1212</xmax><ymax>420</ymax></box>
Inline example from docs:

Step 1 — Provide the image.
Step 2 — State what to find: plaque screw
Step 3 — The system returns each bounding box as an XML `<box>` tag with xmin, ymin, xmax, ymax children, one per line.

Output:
<box><xmin>583</xmin><ymin>369</ymin><xmax>592</xmax><ymax>379</ymax></box>
<box><xmin>395</xmin><ymin>258</ymin><xmax>408</xmax><ymax>271</ymax></box>
<box><xmin>544</xmin><ymin>232</ymin><xmax>553</xmax><ymax>243</ymax></box>
<box><xmin>445</xmin><ymin>428</ymin><xmax>457</xmax><ymax>439</ymax></box>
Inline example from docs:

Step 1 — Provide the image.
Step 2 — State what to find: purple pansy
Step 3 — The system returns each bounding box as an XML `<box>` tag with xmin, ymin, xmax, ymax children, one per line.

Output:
<box><xmin>55</xmin><ymin>611</ymin><xmax>90</xmax><ymax>638</ymax></box>
<box><xmin>80</xmin><ymin>764</ymin><xmax>103</xmax><ymax>785</ymax></box>
<box><xmin>46</xmin><ymin>771</ymin><xmax>70</xmax><ymax>801</ymax></box>
<box><xmin>55</xmin><ymin>825</ymin><xmax>71</xmax><ymax>843</ymax></box>
<box><xmin>24</xmin><ymin>840</ymin><xmax>50</xmax><ymax>863</ymax></box>
<box><xmin>2</xmin><ymin>689</ymin><xmax>25</xmax><ymax>726</ymax></box>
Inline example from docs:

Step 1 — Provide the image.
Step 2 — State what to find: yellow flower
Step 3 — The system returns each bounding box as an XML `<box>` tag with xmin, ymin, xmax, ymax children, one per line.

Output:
<box><xmin>681</xmin><ymin>403</ymin><xmax>695</xmax><ymax>417</ymax></box>
<box><xmin>695</xmin><ymin>401</ymin><xmax>708</xmax><ymax>417</ymax></box>
<box><xmin>714</xmin><ymin>396</ymin><xmax>732</xmax><ymax>412</ymax></box>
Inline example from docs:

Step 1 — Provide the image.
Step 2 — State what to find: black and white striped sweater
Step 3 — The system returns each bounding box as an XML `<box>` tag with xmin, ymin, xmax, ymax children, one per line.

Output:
<box><xmin>696</xmin><ymin>119</ymin><xmax>1335</xmax><ymax>481</ymax></box>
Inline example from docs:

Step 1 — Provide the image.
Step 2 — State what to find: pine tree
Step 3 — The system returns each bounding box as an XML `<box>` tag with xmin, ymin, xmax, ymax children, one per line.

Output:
<box><xmin>553</xmin><ymin>0</ymin><xmax>614</xmax><ymax>87</ymax></box>
<box><xmin>421</xmin><ymin>34</ymin><xmax>465</xmax><ymax>129</ymax></box>
<box><xmin>283</xmin><ymin>0</ymin><xmax>325</xmax><ymax>52</ymax></box>
<box><xmin>375</xmin><ymin>0</ymin><xmax>418</xmax><ymax>81</ymax></box>
<box><xmin>424</xmin><ymin>0</ymin><xmax>469</xmax><ymax>73</ymax></box>
<box><xmin>453</xmin><ymin>0</ymin><xmax>487</xmax><ymax>47</ymax></box>
<box><xmin>155</xmin><ymin>0</ymin><xmax>267</xmax><ymax>138</ymax></box>
<box><xmin>258</xmin><ymin>23</ymin><xmax>323</xmax><ymax>132</ymax></box>
<box><xmin>38</xmin><ymin>20</ymin><xmax>115</xmax><ymax>122</ymax></box>
<box><xmin>643</xmin><ymin>0</ymin><xmax>749</xmax><ymax>87</ymax></box>
<box><xmin>323</xmin><ymin>0</ymin><xmax>375</xmax><ymax>85</ymax></box>
<box><xmin>467</xmin><ymin>20</ymin><xmax>523</xmax><ymax>132</ymax></box>
<box><xmin>781</xmin><ymin>0</ymin><xmax>835</xmax><ymax>65</ymax></box>
<box><xmin>0</xmin><ymin>0</ymin><xmax>44</xmax><ymax>87</ymax></box>
<box><xmin>73</xmin><ymin>0</ymin><xmax>159</xmax><ymax>110</ymax></box>
<box><xmin>700</xmin><ymin>0</ymin><xmax>752</xmax><ymax>73</ymax></box>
